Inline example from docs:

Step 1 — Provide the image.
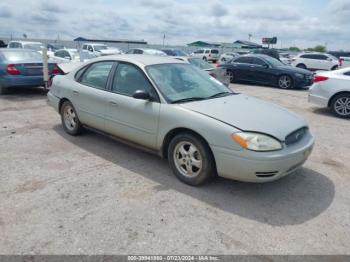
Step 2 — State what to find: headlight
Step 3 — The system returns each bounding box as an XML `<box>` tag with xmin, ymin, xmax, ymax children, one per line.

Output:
<box><xmin>232</xmin><ymin>132</ymin><xmax>282</xmax><ymax>151</ymax></box>
<box><xmin>295</xmin><ymin>73</ymin><xmax>304</xmax><ymax>78</ymax></box>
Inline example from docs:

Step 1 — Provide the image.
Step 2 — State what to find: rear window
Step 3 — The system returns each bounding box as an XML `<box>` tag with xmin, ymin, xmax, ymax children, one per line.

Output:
<box><xmin>211</xmin><ymin>50</ymin><xmax>219</xmax><ymax>54</ymax></box>
<box><xmin>1</xmin><ymin>51</ymin><xmax>42</xmax><ymax>62</ymax></box>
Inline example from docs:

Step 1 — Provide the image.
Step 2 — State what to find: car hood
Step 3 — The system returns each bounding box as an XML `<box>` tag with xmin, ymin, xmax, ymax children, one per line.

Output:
<box><xmin>180</xmin><ymin>94</ymin><xmax>307</xmax><ymax>141</ymax></box>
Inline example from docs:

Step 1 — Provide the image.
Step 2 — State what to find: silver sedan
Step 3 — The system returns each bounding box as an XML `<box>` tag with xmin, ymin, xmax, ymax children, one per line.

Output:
<box><xmin>47</xmin><ymin>55</ymin><xmax>314</xmax><ymax>186</ymax></box>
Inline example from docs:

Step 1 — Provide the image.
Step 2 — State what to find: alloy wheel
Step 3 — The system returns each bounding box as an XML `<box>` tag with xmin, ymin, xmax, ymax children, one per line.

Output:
<box><xmin>63</xmin><ymin>105</ymin><xmax>77</xmax><ymax>131</ymax></box>
<box><xmin>173</xmin><ymin>141</ymin><xmax>203</xmax><ymax>178</ymax></box>
<box><xmin>279</xmin><ymin>75</ymin><xmax>292</xmax><ymax>89</ymax></box>
<box><xmin>334</xmin><ymin>97</ymin><xmax>350</xmax><ymax>116</ymax></box>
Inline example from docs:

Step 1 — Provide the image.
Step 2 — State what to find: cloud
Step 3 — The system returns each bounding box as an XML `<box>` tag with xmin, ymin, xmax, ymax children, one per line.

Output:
<box><xmin>0</xmin><ymin>0</ymin><xmax>349</xmax><ymax>50</ymax></box>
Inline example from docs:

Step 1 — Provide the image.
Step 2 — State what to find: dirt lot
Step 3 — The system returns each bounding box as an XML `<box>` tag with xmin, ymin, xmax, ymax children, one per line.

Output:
<box><xmin>0</xmin><ymin>84</ymin><xmax>349</xmax><ymax>255</ymax></box>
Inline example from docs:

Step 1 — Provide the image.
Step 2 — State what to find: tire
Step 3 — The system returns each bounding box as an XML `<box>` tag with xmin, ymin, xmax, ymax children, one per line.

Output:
<box><xmin>278</xmin><ymin>75</ymin><xmax>293</xmax><ymax>89</ymax></box>
<box><xmin>296</xmin><ymin>64</ymin><xmax>307</xmax><ymax>69</ymax></box>
<box><xmin>330</xmin><ymin>93</ymin><xmax>350</xmax><ymax>118</ymax></box>
<box><xmin>331</xmin><ymin>65</ymin><xmax>338</xmax><ymax>71</ymax></box>
<box><xmin>221</xmin><ymin>58</ymin><xmax>226</xmax><ymax>62</ymax></box>
<box><xmin>168</xmin><ymin>133</ymin><xmax>216</xmax><ymax>186</ymax></box>
<box><xmin>226</xmin><ymin>70</ymin><xmax>235</xmax><ymax>83</ymax></box>
<box><xmin>60</xmin><ymin>100</ymin><xmax>83</xmax><ymax>135</ymax></box>
<box><xmin>203</xmin><ymin>56</ymin><xmax>207</xmax><ymax>61</ymax></box>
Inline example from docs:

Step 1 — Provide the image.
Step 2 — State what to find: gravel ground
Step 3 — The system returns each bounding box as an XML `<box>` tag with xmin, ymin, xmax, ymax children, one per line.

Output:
<box><xmin>0</xmin><ymin>84</ymin><xmax>349</xmax><ymax>255</ymax></box>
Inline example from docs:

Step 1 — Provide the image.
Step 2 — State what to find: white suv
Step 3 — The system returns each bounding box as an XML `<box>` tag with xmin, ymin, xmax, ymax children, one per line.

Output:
<box><xmin>291</xmin><ymin>52</ymin><xmax>340</xmax><ymax>71</ymax></box>
<box><xmin>191</xmin><ymin>48</ymin><xmax>220</xmax><ymax>63</ymax></box>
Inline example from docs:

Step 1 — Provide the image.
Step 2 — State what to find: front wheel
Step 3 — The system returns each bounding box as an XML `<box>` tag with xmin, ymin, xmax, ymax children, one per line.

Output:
<box><xmin>296</xmin><ymin>64</ymin><xmax>307</xmax><ymax>69</ymax></box>
<box><xmin>226</xmin><ymin>70</ymin><xmax>235</xmax><ymax>83</ymax></box>
<box><xmin>168</xmin><ymin>133</ymin><xmax>216</xmax><ymax>186</ymax></box>
<box><xmin>60</xmin><ymin>100</ymin><xmax>83</xmax><ymax>135</ymax></box>
<box><xmin>203</xmin><ymin>56</ymin><xmax>207</xmax><ymax>61</ymax></box>
<box><xmin>331</xmin><ymin>94</ymin><xmax>350</xmax><ymax>118</ymax></box>
<box><xmin>278</xmin><ymin>75</ymin><xmax>293</xmax><ymax>89</ymax></box>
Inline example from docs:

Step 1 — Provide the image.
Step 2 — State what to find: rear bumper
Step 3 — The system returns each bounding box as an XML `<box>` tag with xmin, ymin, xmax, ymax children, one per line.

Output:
<box><xmin>47</xmin><ymin>91</ymin><xmax>60</xmax><ymax>112</ymax></box>
<box><xmin>0</xmin><ymin>75</ymin><xmax>45</xmax><ymax>88</ymax></box>
<box><xmin>308</xmin><ymin>84</ymin><xmax>329</xmax><ymax>107</ymax></box>
<box><xmin>211</xmin><ymin>132</ymin><xmax>315</xmax><ymax>183</ymax></box>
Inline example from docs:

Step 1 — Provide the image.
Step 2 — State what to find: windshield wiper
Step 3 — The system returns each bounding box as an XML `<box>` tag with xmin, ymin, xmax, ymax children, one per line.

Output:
<box><xmin>171</xmin><ymin>97</ymin><xmax>206</xmax><ymax>104</ymax></box>
<box><xmin>207</xmin><ymin>92</ymin><xmax>233</xmax><ymax>99</ymax></box>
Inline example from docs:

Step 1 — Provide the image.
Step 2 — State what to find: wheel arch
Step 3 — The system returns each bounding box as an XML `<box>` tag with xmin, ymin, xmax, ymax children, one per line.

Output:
<box><xmin>58</xmin><ymin>97</ymin><xmax>71</xmax><ymax>113</ymax></box>
<box><xmin>328</xmin><ymin>91</ymin><xmax>350</xmax><ymax>107</ymax></box>
<box><xmin>161</xmin><ymin>128</ymin><xmax>216</xmax><ymax>167</ymax></box>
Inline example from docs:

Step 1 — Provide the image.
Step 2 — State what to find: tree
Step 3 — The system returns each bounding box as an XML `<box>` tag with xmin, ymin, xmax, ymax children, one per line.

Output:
<box><xmin>305</xmin><ymin>45</ymin><xmax>327</xmax><ymax>53</ymax></box>
<box><xmin>289</xmin><ymin>46</ymin><xmax>301</xmax><ymax>52</ymax></box>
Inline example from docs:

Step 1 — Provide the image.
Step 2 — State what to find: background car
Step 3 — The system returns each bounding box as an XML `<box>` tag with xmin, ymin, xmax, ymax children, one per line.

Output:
<box><xmin>0</xmin><ymin>49</ymin><xmax>60</xmax><ymax>94</ymax></box>
<box><xmin>309</xmin><ymin>67</ymin><xmax>350</xmax><ymax>118</ymax></box>
<box><xmin>291</xmin><ymin>52</ymin><xmax>341</xmax><ymax>71</ymax></box>
<box><xmin>218</xmin><ymin>54</ymin><xmax>313</xmax><ymax>89</ymax></box>
<box><xmin>0</xmin><ymin>40</ymin><xmax>7</xmax><ymax>48</ymax></box>
<box><xmin>53</xmin><ymin>49</ymin><xmax>80</xmax><ymax>62</ymax></box>
<box><xmin>80</xmin><ymin>43</ymin><xmax>122</xmax><ymax>61</ymax></box>
<box><xmin>175</xmin><ymin>56</ymin><xmax>230</xmax><ymax>86</ymax></box>
<box><xmin>279</xmin><ymin>52</ymin><xmax>292</xmax><ymax>65</ymax></box>
<box><xmin>126</xmin><ymin>48</ymin><xmax>167</xmax><ymax>56</ymax></box>
<box><xmin>219</xmin><ymin>52</ymin><xmax>240</xmax><ymax>63</ymax></box>
<box><xmin>47</xmin><ymin>43</ymin><xmax>66</xmax><ymax>52</ymax></box>
<box><xmin>161</xmin><ymin>49</ymin><xmax>188</xmax><ymax>56</ymax></box>
<box><xmin>47</xmin><ymin>55</ymin><xmax>314</xmax><ymax>186</ymax></box>
<box><xmin>252</xmin><ymin>48</ymin><xmax>280</xmax><ymax>60</ymax></box>
<box><xmin>191</xmin><ymin>48</ymin><xmax>220</xmax><ymax>63</ymax></box>
<box><xmin>7</xmin><ymin>41</ymin><xmax>44</xmax><ymax>52</ymax></box>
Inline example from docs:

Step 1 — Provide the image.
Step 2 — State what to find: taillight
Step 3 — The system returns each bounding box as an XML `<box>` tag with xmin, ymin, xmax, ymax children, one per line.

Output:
<box><xmin>314</xmin><ymin>75</ymin><xmax>329</xmax><ymax>83</ymax></box>
<box><xmin>51</xmin><ymin>64</ymin><xmax>61</xmax><ymax>75</ymax></box>
<box><xmin>6</xmin><ymin>64</ymin><xmax>21</xmax><ymax>75</ymax></box>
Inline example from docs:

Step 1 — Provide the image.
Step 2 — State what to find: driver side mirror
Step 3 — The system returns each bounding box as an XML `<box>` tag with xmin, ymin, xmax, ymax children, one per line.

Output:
<box><xmin>132</xmin><ymin>90</ymin><xmax>153</xmax><ymax>101</ymax></box>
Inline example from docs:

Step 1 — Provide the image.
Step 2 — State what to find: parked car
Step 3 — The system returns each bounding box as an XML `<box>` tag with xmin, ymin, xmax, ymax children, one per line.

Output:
<box><xmin>218</xmin><ymin>54</ymin><xmax>313</xmax><ymax>89</ymax></box>
<box><xmin>308</xmin><ymin>68</ymin><xmax>350</xmax><ymax>118</ymax></box>
<box><xmin>47</xmin><ymin>55</ymin><xmax>314</xmax><ymax>185</ymax></box>
<box><xmin>53</xmin><ymin>49</ymin><xmax>80</xmax><ymax>63</ymax></box>
<box><xmin>191</xmin><ymin>48</ymin><xmax>220</xmax><ymax>63</ymax></box>
<box><xmin>340</xmin><ymin>56</ymin><xmax>350</xmax><ymax>68</ymax></box>
<box><xmin>175</xmin><ymin>56</ymin><xmax>230</xmax><ymax>86</ymax></box>
<box><xmin>0</xmin><ymin>40</ymin><xmax>7</xmax><ymax>48</ymax></box>
<box><xmin>7</xmin><ymin>41</ymin><xmax>44</xmax><ymax>52</ymax></box>
<box><xmin>291</xmin><ymin>52</ymin><xmax>341</xmax><ymax>71</ymax></box>
<box><xmin>219</xmin><ymin>52</ymin><xmax>240</xmax><ymax>63</ymax></box>
<box><xmin>162</xmin><ymin>49</ymin><xmax>188</xmax><ymax>56</ymax></box>
<box><xmin>80</xmin><ymin>43</ymin><xmax>122</xmax><ymax>61</ymax></box>
<box><xmin>0</xmin><ymin>49</ymin><xmax>60</xmax><ymax>94</ymax></box>
<box><xmin>279</xmin><ymin>53</ymin><xmax>292</xmax><ymax>65</ymax></box>
<box><xmin>252</xmin><ymin>48</ymin><xmax>280</xmax><ymax>60</ymax></box>
<box><xmin>47</xmin><ymin>43</ymin><xmax>66</xmax><ymax>52</ymax></box>
<box><xmin>126</xmin><ymin>48</ymin><xmax>166</xmax><ymax>56</ymax></box>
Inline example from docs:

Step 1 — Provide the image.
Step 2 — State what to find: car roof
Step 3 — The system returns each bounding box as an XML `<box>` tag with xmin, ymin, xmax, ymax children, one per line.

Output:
<box><xmin>83</xmin><ymin>43</ymin><xmax>107</xmax><ymax>46</ymax></box>
<box><xmin>0</xmin><ymin>48</ymin><xmax>39</xmax><ymax>52</ymax></box>
<box><xmin>240</xmin><ymin>54</ymin><xmax>271</xmax><ymax>59</ymax></box>
<box><xmin>9</xmin><ymin>41</ymin><xmax>42</xmax><ymax>44</ymax></box>
<box><xmin>91</xmin><ymin>54</ymin><xmax>186</xmax><ymax>66</ymax></box>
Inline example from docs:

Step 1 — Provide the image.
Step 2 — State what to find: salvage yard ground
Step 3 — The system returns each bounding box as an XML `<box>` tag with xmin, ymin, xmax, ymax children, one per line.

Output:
<box><xmin>0</xmin><ymin>84</ymin><xmax>349</xmax><ymax>254</ymax></box>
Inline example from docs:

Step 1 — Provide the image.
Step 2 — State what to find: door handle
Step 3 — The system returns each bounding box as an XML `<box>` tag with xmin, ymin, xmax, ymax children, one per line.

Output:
<box><xmin>109</xmin><ymin>101</ymin><xmax>118</xmax><ymax>106</ymax></box>
<box><xmin>73</xmin><ymin>90</ymin><xmax>79</xmax><ymax>95</ymax></box>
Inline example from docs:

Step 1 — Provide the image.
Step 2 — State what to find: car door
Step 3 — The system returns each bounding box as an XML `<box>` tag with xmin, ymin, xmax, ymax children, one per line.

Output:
<box><xmin>249</xmin><ymin>58</ymin><xmax>272</xmax><ymax>84</ymax></box>
<box><xmin>73</xmin><ymin>61</ymin><xmax>115</xmax><ymax>131</ymax></box>
<box><xmin>105</xmin><ymin>62</ymin><xmax>160</xmax><ymax>149</ymax></box>
<box><xmin>231</xmin><ymin>57</ymin><xmax>253</xmax><ymax>81</ymax></box>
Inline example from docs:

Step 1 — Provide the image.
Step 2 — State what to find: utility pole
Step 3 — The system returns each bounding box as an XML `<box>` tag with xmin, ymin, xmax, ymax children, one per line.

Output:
<box><xmin>248</xmin><ymin>34</ymin><xmax>252</xmax><ymax>41</ymax></box>
<box><xmin>163</xmin><ymin>33</ymin><xmax>165</xmax><ymax>47</ymax></box>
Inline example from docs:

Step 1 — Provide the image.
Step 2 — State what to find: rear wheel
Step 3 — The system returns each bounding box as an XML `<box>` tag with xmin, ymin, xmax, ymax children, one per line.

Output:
<box><xmin>278</xmin><ymin>75</ymin><xmax>293</xmax><ymax>89</ymax></box>
<box><xmin>296</xmin><ymin>64</ymin><xmax>307</xmax><ymax>69</ymax></box>
<box><xmin>203</xmin><ymin>56</ymin><xmax>207</xmax><ymax>61</ymax></box>
<box><xmin>60</xmin><ymin>100</ymin><xmax>83</xmax><ymax>135</ymax></box>
<box><xmin>330</xmin><ymin>93</ymin><xmax>350</xmax><ymax>118</ymax></box>
<box><xmin>226</xmin><ymin>70</ymin><xmax>235</xmax><ymax>83</ymax></box>
<box><xmin>168</xmin><ymin>133</ymin><xmax>216</xmax><ymax>186</ymax></box>
<box><xmin>331</xmin><ymin>65</ymin><xmax>338</xmax><ymax>71</ymax></box>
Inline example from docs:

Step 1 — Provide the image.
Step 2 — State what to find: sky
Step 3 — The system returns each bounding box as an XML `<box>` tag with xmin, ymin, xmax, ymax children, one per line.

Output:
<box><xmin>0</xmin><ymin>0</ymin><xmax>349</xmax><ymax>50</ymax></box>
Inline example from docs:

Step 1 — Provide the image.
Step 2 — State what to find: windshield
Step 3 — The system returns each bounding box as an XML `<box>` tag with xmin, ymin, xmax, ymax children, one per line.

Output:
<box><xmin>263</xmin><ymin>56</ymin><xmax>285</xmax><ymax>67</ymax></box>
<box><xmin>1</xmin><ymin>51</ymin><xmax>42</xmax><ymax>61</ymax></box>
<box><xmin>188</xmin><ymin>58</ymin><xmax>214</xmax><ymax>70</ymax></box>
<box><xmin>146</xmin><ymin>63</ymin><xmax>232</xmax><ymax>103</ymax></box>
<box><xmin>23</xmin><ymin>43</ymin><xmax>43</xmax><ymax>51</ymax></box>
<box><xmin>94</xmin><ymin>45</ymin><xmax>108</xmax><ymax>51</ymax></box>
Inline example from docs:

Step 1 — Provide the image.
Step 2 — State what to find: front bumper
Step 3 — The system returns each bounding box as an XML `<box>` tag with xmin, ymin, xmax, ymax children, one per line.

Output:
<box><xmin>294</xmin><ymin>76</ymin><xmax>313</xmax><ymax>88</ymax></box>
<box><xmin>211</xmin><ymin>132</ymin><xmax>315</xmax><ymax>183</ymax></box>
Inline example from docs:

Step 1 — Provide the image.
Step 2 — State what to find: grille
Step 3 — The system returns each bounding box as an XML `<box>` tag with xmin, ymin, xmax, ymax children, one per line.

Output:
<box><xmin>285</xmin><ymin>127</ymin><xmax>307</xmax><ymax>146</ymax></box>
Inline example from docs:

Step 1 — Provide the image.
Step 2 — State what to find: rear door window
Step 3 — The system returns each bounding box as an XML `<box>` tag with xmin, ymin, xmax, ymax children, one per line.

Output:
<box><xmin>211</xmin><ymin>49</ymin><xmax>219</xmax><ymax>54</ymax></box>
<box><xmin>252</xmin><ymin>58</ymin><xmax>267</xmax><ymax>66</ymax></box>
<box><xmin>234</xmin><ymin>57</ymin><xmax>253</xmax><ymax>64</ymax></box>
<box><xmin>79</xmin><ymin>62</ymin><xmax>114</xmax><ymax>90</ymax></box>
